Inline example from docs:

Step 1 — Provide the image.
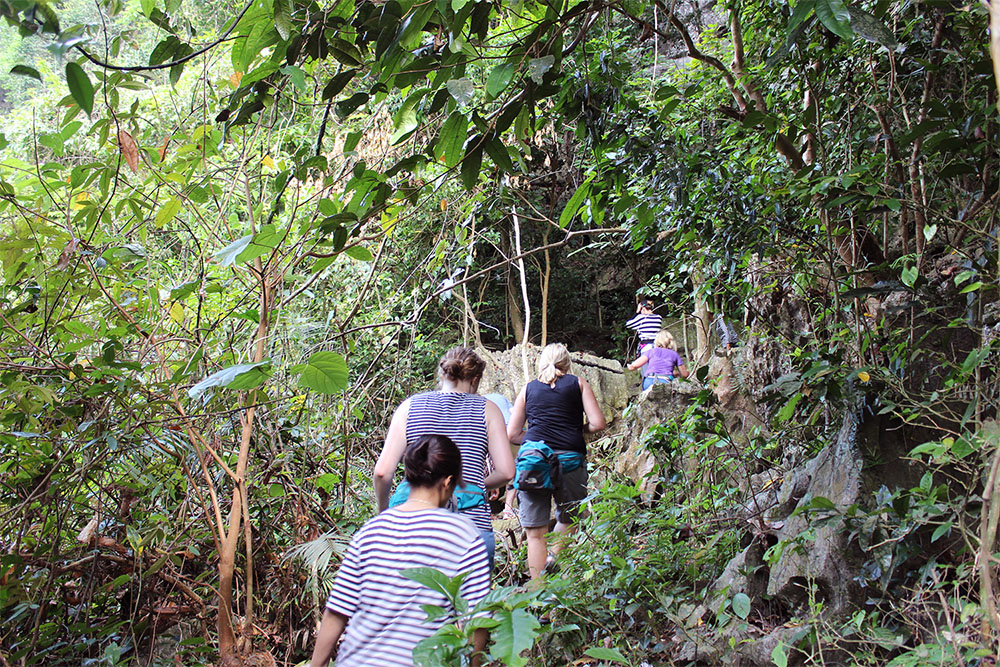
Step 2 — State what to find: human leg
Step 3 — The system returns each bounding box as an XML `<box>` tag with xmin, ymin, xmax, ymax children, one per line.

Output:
<box><xmin>518</xmin><ymin>489</ymin><xmax>552</xmax><ymax>579</ymax></box>
<box><xmin>524</xmin><ymin>526</ymin><xmax>550</xmax><ymax>579</ymax></box>
<box><xmin>551</xmin><ymin>464</ymin><xmax>588</xmax><ymax>557</ymax></box>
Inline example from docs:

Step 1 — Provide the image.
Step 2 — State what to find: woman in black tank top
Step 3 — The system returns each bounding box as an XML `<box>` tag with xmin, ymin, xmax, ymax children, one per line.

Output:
<box><xmin>507</xmin><ymin>343</ymin><xmax>606</xmax><ymax>579</ymax></box>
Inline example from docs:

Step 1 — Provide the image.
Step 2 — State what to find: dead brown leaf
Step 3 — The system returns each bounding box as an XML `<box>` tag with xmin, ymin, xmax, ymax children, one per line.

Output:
<box><xmin>158</xmin><ymin>136</ymin><xmax>170</xmax><ymax>162</ymax></box>
<box><xmin>118</xmin><ymin>129</ymin><xmax>139</xmax><ymax>173</ymax></box>
<box><xmin>55</xmin><ymin>238</ymin><xmax>79</xmax><ymax>270</ymax></box>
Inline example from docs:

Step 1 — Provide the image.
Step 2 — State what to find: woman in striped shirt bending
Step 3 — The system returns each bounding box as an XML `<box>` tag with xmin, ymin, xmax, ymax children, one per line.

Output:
<box><xmin>310</xmin><ymin>434</ymin><xmax>491</xmax><ymax>666</ymax></box>
<box><xmin>374</xmin><ymin>347</ymin><xmax>514</xmax><ymax>567</ymax></box>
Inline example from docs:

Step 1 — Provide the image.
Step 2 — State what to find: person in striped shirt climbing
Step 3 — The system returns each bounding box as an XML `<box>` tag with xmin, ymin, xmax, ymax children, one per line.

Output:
<box><xmin>374</xmin><ymin>347</ymin><xmax>514</xmax><ymax>569</ymax></box>
<box><xmin>625</xmin><ymin>298</ymin><xmax>663</xmax><ymax>376</ymax></box>
<box><xmin>309</xmin><ymin>434</ymin><xmax>491</xmax><ymax>667</ymax></box>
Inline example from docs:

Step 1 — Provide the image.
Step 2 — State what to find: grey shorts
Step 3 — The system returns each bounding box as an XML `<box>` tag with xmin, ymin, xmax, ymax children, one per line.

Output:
<box><xmin>518</xmin><ymin>463</ymin><xmax>588</xmax><ymax>528</ymax></box>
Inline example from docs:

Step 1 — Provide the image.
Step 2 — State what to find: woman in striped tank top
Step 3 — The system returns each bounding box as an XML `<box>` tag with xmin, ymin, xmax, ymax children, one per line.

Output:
<box><xmin>374</xmin><ymin>347</ymin><xmax>514</xmax><ymax>567</ymax></box>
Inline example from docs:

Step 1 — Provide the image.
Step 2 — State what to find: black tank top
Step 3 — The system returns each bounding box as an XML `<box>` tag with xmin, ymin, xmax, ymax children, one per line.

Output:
<box><xmin>524</xmin><ymin>374</ymin><xmax>586</xmax><ymax>453</ymax></box>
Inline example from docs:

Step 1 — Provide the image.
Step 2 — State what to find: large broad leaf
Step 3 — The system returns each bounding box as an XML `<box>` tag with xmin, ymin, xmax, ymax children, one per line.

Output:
<box><xmin>322</xmin><ymin>69</ymin><xmax>357</xmax><ymax>100</ymax></box>
<box><xmin>847</xmin><ymin>7</ymin><xmax>899</xmax><ymax>51</ymax></box>
<box><xmin>732</xmin><ymin>592</ymin><xmax>751</xmax><ymax>619</ymax></box>
<box><xmin>188</xmin><ymin>361</ymin><xmax>270</xmax><ymax>399</ymax></box>
<box><xmin>489</xmin><ymin>608</ymin><xmax>540</xmax><ymax>667</ymax></box>
<box><xmin>215</xmin><ymin>235</ymin><xmax>253</xmax><ymax>266</ymax></box>
<box><xmin>235</xmin><ymin>224</ymin><xmax>282</xmax><ymax>264</ymax></box>
<box><xmin>435</xmin><ymin>112</ymin><xmax>468</xmax><ymax>168</ymax></box>
<box><xmin>814</xmin><ymin>0</ymin><xmax>853</xmax><ymax>40</ymax></box>
<box><xmin>401</xmin><ymin>567</ymin><xmax>467</xmax><ymax>607</ymax></box>
<box><xmin>558</xmin><ymin>174</ymin><xmax>595</xmax><ymax>228</ymax></box>
<box><xmin>583</xmin><ymin>647</ymin><xmax>628</xmax><ymax>664</ymax></box>
<box><xmin>10</xmin><ymin>65</ymin><xmax>41</xmax><ymax>81</ymax></box>
<box><xmin>460</xmin><ymin>141</ymin><xmax>483</xmax><ymax>190</ymax></box>
<box><xmin>486</xmin><ymin>63</ymin><xmax>515</xmax><ymax>98</ymax></box>
<box><xmin>154</xmin><ymin>198</ymin><xmax>182</xmax><ymax>227</ymax></box>
<box><xmin>292</xmin><ymin>351</ymin><xmax>348</xmax><ymax>394</ymax></box>
<box><xmin>273</xmin><ymin>0</ymin><xmax>292</xmax><ymax>40</ymax></box>
<box><xmin>344</xmin><ymin>245</ymin><xmax>374</xmax><ymax>261</ymax></box>
<box><xmin>65</xmin><ymin>62</ymin><xmax>94</xmax><ymax>115</ymax></box>
<box><xmin>786</xmin><ymin>0</ymin><xmax>816</xmax><ymax>36</ymax></box>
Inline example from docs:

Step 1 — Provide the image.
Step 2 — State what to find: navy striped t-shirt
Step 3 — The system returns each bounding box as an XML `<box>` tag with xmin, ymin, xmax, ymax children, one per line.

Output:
<box><xmin>325</xmin><ymin>508</ymin><xmax>490</xmax><ymax>666</ymax></box>
<box><xmin>405</xmin><ymin>392</ymin><xmax>491</xmax><ymax>531</ymax></box>
<box><xmin>626</xmin><ymin>312</ymin><xmax>663</xmax><ymax>343</ymax></box>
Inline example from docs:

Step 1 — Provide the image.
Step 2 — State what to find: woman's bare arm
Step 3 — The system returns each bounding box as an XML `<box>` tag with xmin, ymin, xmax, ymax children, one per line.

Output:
<box><xmin>579</xmin><ymin>378</ymin><xmax>606</xmax><ymax>433</ymax></box>
<box><xmin>483</xmin><ymin>400</ymin><xmax>514</xmax><ymax>488</ymax></box>
<box><xmin>373</xmin><ymin>398</ymin><xmax>410</xmax><ymax>512</ymax></box>
<box><xmin>506</xmin><ymin>386</ymin><xmax>528</xmax><ymax>445</ymax></box>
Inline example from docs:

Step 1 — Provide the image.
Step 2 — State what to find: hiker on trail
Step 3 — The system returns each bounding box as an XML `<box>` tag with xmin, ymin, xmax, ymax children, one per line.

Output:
<box><xmin>374</xmin><ymin>347</ymin><xmax>514</xmax><ymax>569</ymax></box>
<box><xmin>507</xmin><ymin>343</ymin><xmax>606</xmax><ymax>579</ymax></box>
<box><xmin>625</xmin><ymin>298</ymin><xmax>662</xmax><ymax>375</ymax></box>
<box><xmin>627</xmin><ymin>329</ymin><xmax>689</xmax><ymax>390</ymax></box>
<box><xmin>311</xmin><ymin>434</ymin><xmax>491</xmax><ymax>667</ymax></box>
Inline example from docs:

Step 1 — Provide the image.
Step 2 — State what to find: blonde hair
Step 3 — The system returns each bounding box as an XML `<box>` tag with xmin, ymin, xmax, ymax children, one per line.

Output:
<box><xmin>537</xmin><ymin>343</ymin><xmax>571</xmax><ymax>385</ymax></box>
<box><xmin>655</xmin><ymin>329</ymin><xmax>677</xmax><ymax>351</ymax></box>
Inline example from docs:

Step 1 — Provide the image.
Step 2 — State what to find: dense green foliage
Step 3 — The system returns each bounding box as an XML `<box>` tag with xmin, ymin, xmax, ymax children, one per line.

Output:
<box><xmin>0</xmin><ymin>0</ymin><xmax>998</xmax><ymax>663</ymax></box>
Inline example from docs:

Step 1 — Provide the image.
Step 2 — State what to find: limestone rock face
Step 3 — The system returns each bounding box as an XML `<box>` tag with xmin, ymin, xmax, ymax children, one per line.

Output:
<box><xmin>680</xmin><ymin>402</ymin><xmax>883</xmax><ymax>665</ymax></box>
<box><xmin>614</xmin><ymin>381</ymin><xmax>701</xmax><ymax>496</ymax></box>
<box><xmin>476</xmin><ymin>344</ymin><xmax>633</xmax><ymax>425</ymax></box>
<box><xmin>764</xmin><ymin>414</ymin><xmax>864</xmax><ymax>616</ymax></box>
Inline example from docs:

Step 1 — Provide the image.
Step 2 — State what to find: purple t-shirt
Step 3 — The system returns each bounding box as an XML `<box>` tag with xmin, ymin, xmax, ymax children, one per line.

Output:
<box><xmin>646</xmin><ymin>347</ymin><xmax>682</xmax><ymax>376</ymax></box>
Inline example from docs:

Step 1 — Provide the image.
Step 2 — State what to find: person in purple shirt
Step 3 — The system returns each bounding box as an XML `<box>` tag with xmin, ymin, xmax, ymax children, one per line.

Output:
<box><xmin>627</xmin><ymin>330</ymin><xmax>689</xmax><ymax>390</ymax></box>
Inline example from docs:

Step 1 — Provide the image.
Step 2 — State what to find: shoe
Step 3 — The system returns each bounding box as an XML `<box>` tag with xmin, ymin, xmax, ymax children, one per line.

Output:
<box><xmin>542</xmin><ymin>553</ymin><xmax>557</xmax><ymax>574</ymax></box>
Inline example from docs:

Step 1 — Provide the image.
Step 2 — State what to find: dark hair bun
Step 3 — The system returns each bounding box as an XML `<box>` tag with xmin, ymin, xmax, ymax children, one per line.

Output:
<box><xmin>404</xmin><ymin>434</ymin><xmax>463</xmax><ymax>488</ymax></box>
<box><xmin>439</xmin><ymin>347</ymin><xmax>486</xmax><ymax>382</ymax></box>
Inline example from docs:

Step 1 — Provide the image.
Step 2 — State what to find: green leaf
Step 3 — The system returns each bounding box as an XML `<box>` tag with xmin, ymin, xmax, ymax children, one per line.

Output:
<box><xmin>293</xmin><ymin>351</ymin><xmax>348</xmax><ymax>394</ymax></box>
<box><xmin>486</xmin><ymin>63</ymin><xmax>515</xmax><ymax>98</ymax></box>
<box><xmin>931</xmin><ymin>521</ymin><xmax>952</xmax><ymax>543</ymax></box>
<box><xmin>787</xmin><ymin>0</ymin><xmax>816</xmax><ymax>35</ymax></box>
<box><xmin>460</xmin><ymin>142</ymin><xmax>483</xmax><ymax>190</ymax></box>
<box><xmin>435</xmin><ymin>112</ymin><xmax>468</xmax><ymax>168</ymax></box>
<box><xmin>154</xmin><ymin>198</ymin><xmax>182</xmax><ymax>227</ymax></box>
<box><xmin>236</xmin><ymin>224</ymin><xmax>281</xmax><ymax>264</ymax></box>
<box><xmin>273</xmin><ymin>0</ymin><xmax>292</xmax><ymax>41</ymax></box>
<box><xmin>188</xmin><ymin>361</ymin><xmax>270</xmax><ymax>399</ymax></box>
<box><xmin>323</xmin><ymin>69</ymin><xmax>357</xmax><ymax>100</ymax></box>
<box><xmin>772</xmin><ymin>641</ymin><xmax>789</xmax><ymax>667</ymax></box>
<box><xmin>140</xmin><ymin>0</ymin><xmax>155</xmax><ymax>17</ymax></box>
<box><xmin>336</xmin><ymin>92</ymin><xmax>369</xmax><ymax>120</ymax></box>
<box><xmin>847</xmin><ymin>7</ymin><xmax>899</xmax><ymax>51</ymax></box>
<box><xmin>732</xmin><ymin>592</ymin><xmax>751</xmax><ymax>619</ymax></box>
<box><xmin>489</xmin><ymin>608</ymin><xmax>541</xmax><ymax>667</ymax></box>
<box><xmin>583</xmin><ymin>647</ymin><xmax>628</xmax><ymax>663</ymax></box>
<box><xmin>344</xmin><ymin>245</ymin><xmax>374</xmax><ymax>261</ymax></box>
<box><xmin>558</xmin><ymin>174</ymin><xmax>595</xmax><ymax>228</ymax></box>
<box><xmin>814</xmin><ymin>0</ymin><xmax>853</xmax><ymax>41</ymax></box>
<box><xmin>809</xmin><ymin>496</ymin><xmax>836</xmax><ymax>511</ymax></box>
<box><xmin>484</xmin><ymin>137</ymin><xmax>513</xmax><ymax>174</ymax></box>
<box><xmin>777</xmin><ymin>393</ymin><xmax>803</xmax><ymax>423</ymax></box>
<box><xmin>280</xmin><ymin>65</ymin><xmax>307</xmax><ymax>91</ymax></box>
<box><xmin>215</xmin><ymin>235</ymin><xmax>253</xmax><ymax>266</ymax></box>
<box><xmin>400</xmin><ymin>567</ymin><xmax>468</xmax><ymax>613</ymax></box>
<box><xmin>901</xmin><ymin>265</ymin><xmax>918</xmax><ymax>288</ymax></box>
<box><xmin>65</xmin><ymin>62</ymin><xmax>94</xmax><ymax>115</ymax></box>
<box><xmin>10</xmin><ymin>65</ymin><xmax>41</xmax><ymax>81</ymax></box>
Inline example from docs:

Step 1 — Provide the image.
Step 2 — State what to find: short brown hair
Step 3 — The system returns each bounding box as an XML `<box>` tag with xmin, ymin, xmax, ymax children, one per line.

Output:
<box><xmin>438</xmin><ymin>347</ymin><xmax>486</xmax><ymax>382</ymax></box>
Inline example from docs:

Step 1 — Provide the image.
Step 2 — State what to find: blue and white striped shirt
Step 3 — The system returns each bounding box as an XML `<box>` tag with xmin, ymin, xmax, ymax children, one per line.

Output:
<box><xmin>626</xmin><ymin>313</ymin><xmax>663</xmax><ymax>343</ymax></box>
<box><xmin>325</xmin><ymin>508</ymin><xmax>490</xmax><ymax>666</ymax></box>
<box><xmin>405</xmin><ymin>391</ymin><xmax>491</xmax><ymax>531</ymax></box>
